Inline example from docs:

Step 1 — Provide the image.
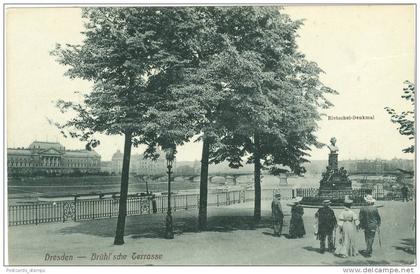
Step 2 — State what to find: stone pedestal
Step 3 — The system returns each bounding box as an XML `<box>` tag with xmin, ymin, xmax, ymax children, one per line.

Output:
<box><xmin>300</xmin><ymin>138</ymin><xmax>373</xmax><ymax>206</ymax></box>
<box><xmin>318</xmin><ymin>187</ymin><xmax>353</xmax><ymax>199</ymax></box>
<box><xmin>328</xmin><ymin>153</ymin><xmax>338</xmax><ymax>171</ymax></box>
<box><xmin>318</xmin><ymin>149</ymin><xmax>352</xmax><ymax>200</ymax></box>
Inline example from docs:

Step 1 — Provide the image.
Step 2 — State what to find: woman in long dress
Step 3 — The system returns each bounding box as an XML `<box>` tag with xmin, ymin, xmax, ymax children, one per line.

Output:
<box><xmin>289</xmin><ymin>197</ymin><xmax>305</xmax><ymax>238</ymax></box>
<box><xmin>335</xmin><ymin>197</ymin><xmax>359</xmax><ymax>257</ymax></box>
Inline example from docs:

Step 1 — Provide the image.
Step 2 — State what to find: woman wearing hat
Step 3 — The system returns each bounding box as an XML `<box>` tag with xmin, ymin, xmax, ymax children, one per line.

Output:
<box><xmin>335</xmin><ymin>196</ymin><xmax>359</xmax><ymax>258</ymax></box>
<box><xmin>288</xmin><ymin>197</ymin><xmax>305</xmax><ymax>239</ymax></box>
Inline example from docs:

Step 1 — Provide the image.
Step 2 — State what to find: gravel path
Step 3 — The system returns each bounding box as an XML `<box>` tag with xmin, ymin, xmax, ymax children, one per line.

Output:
<box><xmin>7</xmin><ymin>200</ymin><xmax>415</xmax><ymax>266</ymax></box>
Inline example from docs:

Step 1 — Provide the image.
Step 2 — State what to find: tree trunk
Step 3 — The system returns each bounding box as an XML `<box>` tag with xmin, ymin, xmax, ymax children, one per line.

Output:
<box><xmin>114</xmin><ymin>131</ymin><xmax>132</xmax><ymax>245</ymax></box>
<box><xmin>254</xmin><ymin>133</ymin><xmax>261</xmax><ymax>223</ymax></box>
<box><xmin>198</xmin><ymin>136</ymin><xmax>210</xmax><ymax>230</ymax></box>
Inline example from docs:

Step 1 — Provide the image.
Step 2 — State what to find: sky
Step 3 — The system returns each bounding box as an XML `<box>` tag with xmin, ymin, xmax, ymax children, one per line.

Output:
<box><xmin>5</xmin><ymin>5</ymin><xmax>415</xmax><ymax>162</ymax></box>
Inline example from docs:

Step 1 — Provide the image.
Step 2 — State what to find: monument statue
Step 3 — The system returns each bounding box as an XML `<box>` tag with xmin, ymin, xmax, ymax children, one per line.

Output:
<box><xmin>327</xmin><ymin>137</ymin><xmax>339</xmax><ymax>171</ymax></box>
<box><xmin>319</xmin><ymin>137</ymin><xmax>352</xmax><ymax>198</ymax></box>
<box><xmin>327</xmin><ymin>137</ymin><xmax>339</xmax><ymax>154</ymax></box>
<box><xmin>300</xmin><ymin>138</ymin><xmax>373</xmax><ymax>206</ymax></box>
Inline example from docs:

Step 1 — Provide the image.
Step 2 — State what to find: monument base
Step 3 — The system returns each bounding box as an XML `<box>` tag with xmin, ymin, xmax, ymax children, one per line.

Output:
<box><xmin>298</xmin><ymin>137</ymin><xmax>372</xmax><ymax>207</ymax></box>
<box><xmin>318</xmin><ymin>187</ymin><xmax>353</xmax><ymax>200</ymax></box>
<box><xmin>301</xmin><ymin>188</ymin><xmax>371</xmax><ymax>207</ymax></box>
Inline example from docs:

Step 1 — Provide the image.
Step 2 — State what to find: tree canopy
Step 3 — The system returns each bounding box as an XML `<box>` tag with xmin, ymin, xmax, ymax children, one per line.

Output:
<box><xmin>51</xmin><ymin>7</ymin><xmax>228</xmax><ymax>244</ymax></box>
<box><xmin>175</xmin><ymin>7</ymin><xmax>336</xmax><ymax>174</ymax></box>
<box><xmin>52</xmin><ymin>6</ymin><xmax>337</xmax><ymax>233</ymax></box>
<box><xmin>51</xmin><ymin>8</ymin><xmax>218</xmax><ymax>151</ymax></box>
<box><xmin>157</xmin><ymin>7</ymin><xmax>337</xmax><ymax>223</ymax></box>
<box><xmin>385</xmin><ymin>81</ymin><xmax>415</xmax><ymax>154</ymax></box>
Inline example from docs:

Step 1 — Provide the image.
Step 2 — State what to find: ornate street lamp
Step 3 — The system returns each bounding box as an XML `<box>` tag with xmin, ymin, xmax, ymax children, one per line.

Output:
<box><xmin>164</xmin><ymin>147</ymin><xmax>175</xmax><ymax>239</ymax></box>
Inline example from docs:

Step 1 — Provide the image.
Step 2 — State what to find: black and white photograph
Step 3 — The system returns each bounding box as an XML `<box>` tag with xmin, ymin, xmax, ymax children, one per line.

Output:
<box><xmin>3</xmin><ymin>3</ymin><xmax>416</xmax><ymax>270</ymax></box>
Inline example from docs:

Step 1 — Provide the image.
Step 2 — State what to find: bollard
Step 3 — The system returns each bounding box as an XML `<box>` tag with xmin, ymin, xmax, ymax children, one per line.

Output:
<box><xmin>35</xmin><ymin>204</ymin><xmax>38</xmax><ymax>225</ymax></box>
<box><xmin>73</xmin><ymin>197</ymin><xmax>78</xmax><ymax>221</ymax></box>
<box><xmin>185</xmin><ymin>195</ymin><xmax>188</xmax><ymax>210</ymax></box>
<box><xmin>152</xmin><ymin>198</ymin><xmax>157</xmax><ymax>213</ymax></box>
<box><xmin>109</xmin><ymin>199</ymin><xmax>112</xmax><ymax>218</ymax></box>
<box><xmin>62</xmin><ymin>202</ymin><xmax>66</xmax><ymax>223</ymax></box>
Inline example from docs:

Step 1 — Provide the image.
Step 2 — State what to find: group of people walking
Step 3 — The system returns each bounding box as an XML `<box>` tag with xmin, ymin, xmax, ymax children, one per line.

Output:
<box><xmin>271</xmin><ymin>194</ymin><xmax>381</xmax><ymax>258</ymax></box>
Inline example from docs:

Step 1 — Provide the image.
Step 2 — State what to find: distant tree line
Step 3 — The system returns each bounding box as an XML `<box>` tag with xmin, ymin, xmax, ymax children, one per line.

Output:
<box><xmin>303</xmin><ymin>159</ymin><xmax>414</xmax><ymax>174</ymax></box>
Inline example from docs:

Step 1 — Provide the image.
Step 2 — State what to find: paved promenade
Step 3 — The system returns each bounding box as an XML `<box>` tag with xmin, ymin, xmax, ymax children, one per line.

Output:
<box><xmin>7</xmin><ymin>200</ymin><xmax>415</xmax><ymax>266</ymax></box>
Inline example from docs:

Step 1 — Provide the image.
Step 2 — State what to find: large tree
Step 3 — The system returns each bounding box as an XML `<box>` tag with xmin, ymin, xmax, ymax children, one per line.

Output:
<box><xmin>189</xmin><ymin>7</ymin><xmax>336</xmax><ymax>222</ymax></box>
<box><xmin>151</xmin><ymin>6</ymin><xmax>323</xmax><ymax>229</ymax></box>
<box><xmin>143</xmin><ymin>7</ymin><xmax>231</xmax><ymax>231</ymax></box>
<box><xmin>51</xmin><ymin>7</ymin><xmax>209</xmax><ymax>244</ymax></box>
<box><xmin>385</xmin><ymin>81</ymin><xmax>415</xmax><ymax>154</ymax></box>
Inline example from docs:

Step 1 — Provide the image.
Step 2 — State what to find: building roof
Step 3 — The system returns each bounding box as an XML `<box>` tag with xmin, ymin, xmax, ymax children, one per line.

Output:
<box><xmin>29</xmin><ymin>141</ymin><xmax>65</xmax><ymax>151</ymax></box>
<box><xmin>7</xmin><ymin>148</ymin><xmax>32</xmax><ymax>156</ymax></box>
<box><xmin>7</xmin><ymin>148</ymin><xmax>100</xmax><ymax>158</ymax></box>
<box><xmin>66</xmin><ymin>150</ymin><xmax>100</xmax><ymax>158</ymax></box>
<box><xmin>111</xmin><ymin>150</ymin><xmax>124</xmax><ymax>160</ymax></box>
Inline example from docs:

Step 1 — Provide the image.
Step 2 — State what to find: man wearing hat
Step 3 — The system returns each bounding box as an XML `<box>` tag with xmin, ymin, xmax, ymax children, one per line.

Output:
<box><xmin>271</xmin><ymin>193</ymin><xmax>284</xmax><ymax>237</ymax></box>
<box><xmin>359</xmin><ymin>195</ymin><xmax>381</xmax><ymax>257</ymax></box>
<box><xmin>315</xmin><ymin>200</ymin><xmax>337</xmax><ymax>253</ymax></box>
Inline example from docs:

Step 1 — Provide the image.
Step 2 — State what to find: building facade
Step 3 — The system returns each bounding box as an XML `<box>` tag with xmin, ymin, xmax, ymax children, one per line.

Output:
<box><xmin>110</xmin><ymin>148</ymin><xmax>167</xmax><ymax>175</ymax></box>
<box><xmin>100</xmin><ymin>161</ymin><xmax>113</xmax><ymax>174</ymax></box>
<box><xmin>354</xmin><ymin>159</ymin><xmax>414</xmax><ymax>174</ymax></box>
<box><xmin>7</xmin><ymin>141</ymin><xmax>101</xmax><ymax>176</ymax></box>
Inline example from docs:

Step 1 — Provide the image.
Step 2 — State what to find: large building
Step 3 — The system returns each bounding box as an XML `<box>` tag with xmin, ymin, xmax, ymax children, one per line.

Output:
<box><xmin>353</xmin><ymin>158</ymin><xmax>414</xmax><ymax>174</ymax></box>
<box><xmin>100</xmin><ymin>161</ymin><xmax>113</xmax><ymax>174</ymax></box>
<box><xmin>110</xmin><ymin>148</ymin><xmax>167</xmax><ymax>175</ymax></box>
<box><xmin>7</xmin><ymin>141</ymin><xmax>101</xmax><ymax>176</ymax></box>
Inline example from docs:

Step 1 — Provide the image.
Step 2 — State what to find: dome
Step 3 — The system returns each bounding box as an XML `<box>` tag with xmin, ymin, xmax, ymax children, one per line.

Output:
<box><xmin>111</xmin><ymin>149</ymin><xmax>123</xmax><ymax>160</ymax></box>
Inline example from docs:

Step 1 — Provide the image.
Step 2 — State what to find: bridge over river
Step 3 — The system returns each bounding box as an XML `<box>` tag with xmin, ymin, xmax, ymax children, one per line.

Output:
<box><xmin>135</xmin><ymin>171</ymin><xmax>289</xmax><ymax>185</ymax></box>
<box><xmin>7</xmin><ymin>172</ymin><xmax>290</xmax><ymax>204</ymax></box>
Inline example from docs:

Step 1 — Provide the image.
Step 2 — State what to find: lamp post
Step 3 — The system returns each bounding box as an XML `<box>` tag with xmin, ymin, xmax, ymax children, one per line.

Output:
<box><xmin>165</xmin><ymin>147</ymin><xmax>175</xmax><ymax>239</ymax></box>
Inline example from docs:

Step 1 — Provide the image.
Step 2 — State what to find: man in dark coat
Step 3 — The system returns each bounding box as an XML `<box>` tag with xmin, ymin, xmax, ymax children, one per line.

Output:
<box><xmin>401</xmin><ymin>185</ymin><xmax>409</xmax><ymax>202</ymax></box>
<box><xmin>315</xmin><ymin>200</ymin><xmax>337</xmax><ymax>253</ymax></box>
<box><xmin>271</xmin><ymin>193</ymin><xmax>284</xmax><ymax>237</ymax></box>
<box><xmin>359</xmin><ymin>195</ymin><xmax>381</xmax><ymax>257</ymax></box>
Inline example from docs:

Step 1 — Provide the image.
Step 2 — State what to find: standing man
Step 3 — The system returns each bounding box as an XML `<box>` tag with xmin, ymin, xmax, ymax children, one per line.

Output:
<box><xmin>315</xmin><ymin>200</ymin><xmax>337</xmax><ymax>253</ymax></box>
<box><xmin>359</xmin><ymin>195</ymin><xmax>381</xmax><ymax>257</ymax></box>
<box><xmin>401</xmin><ymin>185</ymin><xmax>409</xmax><ymax>202</ymax></box>
<box><xmin>271</xmin><ymin>193</ymin><xmax>284</xmax><ymax>237</ymax></box>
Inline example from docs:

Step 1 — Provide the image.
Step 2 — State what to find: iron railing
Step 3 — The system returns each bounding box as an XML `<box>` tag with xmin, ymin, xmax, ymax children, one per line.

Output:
<box><xmin>8</xmin><ymin>187</ymin><xmax>408</xmax><ymax>226</ymax></box>
<box><xmin>8</xmin><ymin>190</ymin><xmax>246</xmax><ymax>226</ymax></box>
<box><xmin>294</xmin><ymin>187</ymin><xmax>406</xmax><ymax>201</ymax></box>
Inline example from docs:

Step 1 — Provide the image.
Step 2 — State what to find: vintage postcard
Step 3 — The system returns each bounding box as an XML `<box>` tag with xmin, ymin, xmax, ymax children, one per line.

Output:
<box><xmin>4</xmin><ymin>4</ymin><xmax>416</xmax><ymax>270</ymax></box>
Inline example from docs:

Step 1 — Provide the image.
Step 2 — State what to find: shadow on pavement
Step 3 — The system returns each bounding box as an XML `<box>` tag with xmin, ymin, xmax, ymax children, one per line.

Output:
<box><xmin>393</xmin><ymin>259</ymin><xmax>416</xmax><ymax>265</ymax></box>
<box><xmin>262</xmin><ymin>231</ymin><xmax>289</xmax><ymax>238</ymax></box>
<box><xmin>302</xmin><ymin>246</ymin><xmax>322</xmax><ymax>254</ymax></box>
<box><xmin>393</xmin><ymin>238</ymin><xmax>416</xmax><ymax>255</ymax></box>
<box><xmin>59</xmin><ymin>210</ymin><xmax>279</xmax><ymax>239</ymax></box>
<box><xmin>332</xmin><ymin>259</ymin><xmax>392</xmax><ymax>266</ymax></box>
